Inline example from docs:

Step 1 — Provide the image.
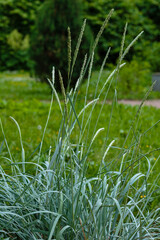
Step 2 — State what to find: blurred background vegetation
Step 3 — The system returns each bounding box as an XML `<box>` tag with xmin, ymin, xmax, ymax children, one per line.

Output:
<box><xmin>0</xmin><ymin>0</ymin><xmax>160</xmax><ymax>88</ymax></box>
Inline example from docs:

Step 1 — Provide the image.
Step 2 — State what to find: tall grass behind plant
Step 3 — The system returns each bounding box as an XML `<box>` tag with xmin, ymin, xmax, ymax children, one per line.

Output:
<box><xmin>0</xmin><ymin>12</ymin><xmax>160</xmax><ymax>239</ymax></box>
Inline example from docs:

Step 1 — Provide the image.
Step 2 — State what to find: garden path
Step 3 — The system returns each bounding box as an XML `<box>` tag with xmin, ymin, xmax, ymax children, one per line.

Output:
<box><xmin>117</xmin><ymin>99</ymin><xmax>160</xmax><ymax>109</ymax></box>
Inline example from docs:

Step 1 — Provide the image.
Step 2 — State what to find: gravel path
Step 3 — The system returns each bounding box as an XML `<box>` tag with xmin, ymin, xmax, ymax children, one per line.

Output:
<box><xmin>118</xmin><ymin>99</ymin><xmax>160</xmax><ymax>109</ymax></box>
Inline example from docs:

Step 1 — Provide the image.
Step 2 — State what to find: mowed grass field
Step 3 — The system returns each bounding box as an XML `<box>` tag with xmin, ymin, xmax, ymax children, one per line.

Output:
<box><xmin>0</xmin><ymin>71</ymin><xmax>160</xmax><ymax>188</ymax></box>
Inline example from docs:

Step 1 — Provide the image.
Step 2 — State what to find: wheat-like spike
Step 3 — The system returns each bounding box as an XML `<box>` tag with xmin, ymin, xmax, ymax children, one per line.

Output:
<box><xmin>59</xmin><ymin>71</ymin><xmax>68</xmax><ymax>117</ymax></box>
<box><xmin>115</xmin><ymin>23</ymin><xmax>128</xmax><ymax>87</ymax></box>
<box><xmin>122</xmin><ymin>31</ymin><xmax>144</xmax><ymax>59</ymax></box>
<box><xmin>52</xmin><ymin>66</ymin><xmax>55</xmax><ymax>85</ymax></box>
<box><xmin>67</xmin><ymin>27</ymin><xmax>72</xmax><ymax>80</ymax></box>
<box><xmin>119</xmin><ymin>22</ymin><xmax>128</xmax><ymax>64</ymax></box>
<box><xmin>74</xmin><ymin>54</ymin><xmax>88</xmax><ymax>92</ymax></box>
<box><xmin>92</xmin><ymin>9</ymin><xmax>114</xmax><ymax>53</ymax></box>
<box><xmin>70</xmin><ymin>19</ymin><xmax>86</xmax><ymax>77</ymax></box>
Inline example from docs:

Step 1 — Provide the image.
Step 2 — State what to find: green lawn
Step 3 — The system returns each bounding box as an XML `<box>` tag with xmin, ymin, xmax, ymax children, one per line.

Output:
<box><xmin>0</xmin><ymin>71</ymin><xmax>160</xmax><ymax>182</ymax></box>
<box><xmin>0</xmin><ymin>71</ymin><xmax>51</xmax><ymax>101</ymax></box>
<box><xmin>81</xmin><ymin>68</ymin><xmax>160</xmax><ymax>100</ymax></box>
<box><xmin>1</xmin><ymin>69</ymin><xmax>160</xmax><ymax>101</ymax></box>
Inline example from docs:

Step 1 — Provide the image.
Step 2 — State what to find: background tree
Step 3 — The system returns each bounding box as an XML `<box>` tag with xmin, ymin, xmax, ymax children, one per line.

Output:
<box><xmin>0</xmin><ymin>0</ymin><xmax>160</xmax><ymax>73</ymax></box>
<box><xmin>0</xmin><ymin>0</ymin><xmax>43</xmax><ymax>71</ymax></box>
<box><xmin>83</xmin><ymin>0</ymin><xmax>160</xmax><ymax>71</ymax></box>
<box><xmin>30</xmin><ymin>0</ymin><xmax>92</xmax><ymax>90</ymax></box>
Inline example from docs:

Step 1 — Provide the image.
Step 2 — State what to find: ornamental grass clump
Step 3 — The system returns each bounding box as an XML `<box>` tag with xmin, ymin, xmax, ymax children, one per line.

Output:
<box><xmin>0</xmin><ymin>10</ymin><xmax>160</xmax><ymax>239</ymax></box>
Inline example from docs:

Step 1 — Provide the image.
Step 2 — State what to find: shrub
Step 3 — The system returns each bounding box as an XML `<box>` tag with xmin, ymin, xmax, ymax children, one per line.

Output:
<box><xmin>140</xmin><ymin>41</ymin><xmax>160</xmax><ymax>72</ymax></box>
<box><xmin>0</xmin><ymin>0</ymin><xmax>43</xmax><ymax>71</ymax></box>
<box><xmin>118</xmin><ymin>60</ymin><xmax>152</xmax><ymax>96</ymax></box>
<box><xmin>30</xmin><ymin>0</ymin><xmax>93</xmax><ymax>90</ymax></box>
<box><xmin>84</xmin><ymin>0</ymin><xmax>160</xmax><ymax>71</ymax></box>
<box><xmin>0</xmin><ymin>12</ymin><xmax>160</xmax><ymax>239</ymax></box>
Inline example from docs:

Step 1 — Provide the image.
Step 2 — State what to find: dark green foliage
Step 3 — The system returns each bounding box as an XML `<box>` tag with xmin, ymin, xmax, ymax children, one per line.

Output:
<box><xmin>30</xmin><ymin>0</ymin><xmax>92</xmax><ymax>90</ymax></box>
<box><xmin>118</xmin><ymin>60</ymin><xmax>152</xmax><ymax>95</ymax></box>
<box><xmin>0</xmin><ymin>0</ymin><xmax>43</xmax><ymax>71</ymax></box>
<box><xmin>0</xmin><ymin>0</ymin><xmax>160</xmax><ymax>73</ymax></box>
<box><xmin>83</xmin><ymin>0</ymin><xmax>160</xmax><ymax>71</ymax></box>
